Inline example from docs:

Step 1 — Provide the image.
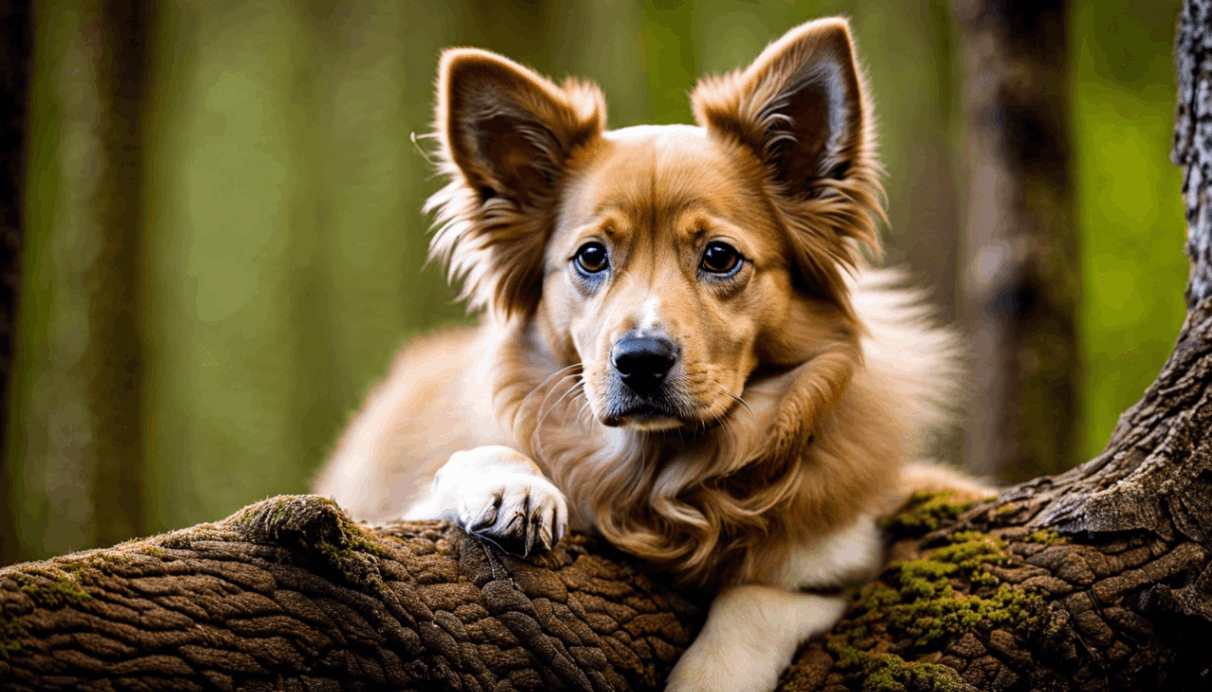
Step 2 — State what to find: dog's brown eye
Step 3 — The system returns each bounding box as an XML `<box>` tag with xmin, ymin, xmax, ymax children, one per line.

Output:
<box><xmin>701</xmin><ymin>242</ymin><xmax>741</xmax><ymax>274</ymax></box>
<box><xmin>575</xmin><ymin>242</ymin><xmax>609</xmax><ymax>274</ymax></box>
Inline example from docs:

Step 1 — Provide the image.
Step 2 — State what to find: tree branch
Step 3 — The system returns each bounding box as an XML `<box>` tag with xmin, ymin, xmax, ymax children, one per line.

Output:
<box><xmin>0</xmin><ymin>495</ymin><xmax>707</xmax><ymax>691</ymax></box>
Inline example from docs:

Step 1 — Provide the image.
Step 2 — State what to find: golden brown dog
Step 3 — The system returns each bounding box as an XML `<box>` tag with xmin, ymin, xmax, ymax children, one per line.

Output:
<box><xmin>314</xmin><ymin>17</ymin><xmax>991</xmax><ymax>691</ymax></box>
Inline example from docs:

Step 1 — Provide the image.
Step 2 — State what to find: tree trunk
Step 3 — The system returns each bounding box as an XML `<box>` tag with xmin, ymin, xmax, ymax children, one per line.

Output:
<box><xmin>4</xmin><ymin>1</ymin><xmax>1212</xmax><ymax>691</ymax></box>
<box><xmin>0</xmin><ymin>0</ymin><xmax>32</xmax><ymax>567</ymax></box>
<box><xmin>953</xmin><ymin>0</ymin><xmax>1082</xmax><ymax>483</ymax></box>
<box><xmin>3</xmin><ymin>0</ymin><xmax>151</xmax><ymax>564</ymax></box>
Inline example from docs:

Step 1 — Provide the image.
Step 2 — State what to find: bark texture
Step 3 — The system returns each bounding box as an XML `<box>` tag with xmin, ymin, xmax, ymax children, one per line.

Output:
<box><xmin>952</xmin><ymin>0</ymin><xmax>1082</xmax><ymax>482</ymax></box>
<box><xmin>0</xmin><ymin>495</ymin><xmax>706</xmax><ymax>691</ymax></box>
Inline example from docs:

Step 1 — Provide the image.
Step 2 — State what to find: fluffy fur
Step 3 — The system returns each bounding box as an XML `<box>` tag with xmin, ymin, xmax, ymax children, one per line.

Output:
<box><xmin>314</xmin><ymin>17</ymin><xmax>991</xmax><ymax>691</ymax></box>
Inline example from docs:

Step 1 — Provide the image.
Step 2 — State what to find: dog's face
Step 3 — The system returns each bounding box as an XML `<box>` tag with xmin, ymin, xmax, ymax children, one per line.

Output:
<box><xmin>431</xmin><ymin>19</ymin><xmax>882</xmax><ymax>431</ymax></box>
<box><xmin>541</xmin><ymin>127</ymin><xmax>796</xmax><ymax>430</ymax></box>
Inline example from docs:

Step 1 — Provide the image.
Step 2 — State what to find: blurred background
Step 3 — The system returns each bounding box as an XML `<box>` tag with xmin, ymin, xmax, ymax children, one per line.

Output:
<box><xmin>0</xmin><ymin>0</ymin><xmax>1189</xmax><ymax>564</ymax></box>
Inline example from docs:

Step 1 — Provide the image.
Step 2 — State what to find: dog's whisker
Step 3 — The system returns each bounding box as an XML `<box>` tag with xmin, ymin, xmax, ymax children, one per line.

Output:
<box><xmin>707</xmin><ymin>404</ymin><xmax>737</xmax><ymax>456</ymax></box>
<box><xmin>521</xmin><ymin>364</ymin><xmax>581</xmax><ymax>457</ymax></box>
<box><xmin>574</xmin><ymin>392</ymin><xmax>596</xmax><ymax>432</ymax></box>
<box><xmin>716</xmin><ymin>385</ymin><xmax>759</xmax><ymax>428</ymax></box>
<box><xmin>536</xmin><ymin>372</ymin><xmax>584</xmax><ymax>429</ymax></box>
<box><xmin>532</xmin><ymin>378</ymin><xmax>585</xmax><ymax>460</ymax></box>
<box><xmin>521</xmin><ymin>363</ymin><xmax>583</xmax><ymax>414</ymax></box>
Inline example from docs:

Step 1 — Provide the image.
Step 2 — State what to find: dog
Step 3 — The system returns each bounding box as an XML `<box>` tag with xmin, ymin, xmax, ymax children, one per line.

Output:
<box><xmin>313</xmin><ymin>17</ymin><xmax>992</xmax><ymax>691</ymax></box>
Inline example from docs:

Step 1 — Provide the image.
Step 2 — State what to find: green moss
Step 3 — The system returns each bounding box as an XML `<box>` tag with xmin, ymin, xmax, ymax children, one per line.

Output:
<box><xmin>932</xmin><ymin>532</ymin><xmax>1007</xmax><ymax>572</ymax></box>
<box><xmin>830</xmin><ymin>527</ymin><xmax>1046</xmax><ymax>688</ymax></box>
<box><xmin>829</xmin><ymin>640</ymin><xmax>966</xmax><ymax>692</ymax></box>
<box><xmin>349</xmin><ymin>535</ymin><xmax>389</xmax><ymax>558</ymax></box>
<box><xmin>317</xmin><ymin>542</ymin><xmax>353</xmax><ymax>562</ymax></box>
<box><xmin>19</xmin><ymin>569</ymin><xmax>92</xmax><ymax>609</ymax></box>
<box><xmin>0</xmin><ymin>613</ymin><xmax>27</xmax><ymax>659</ymax></box>
<box><xmin>881</xmin><ymin>492</ymin><xmax>978</xmax><ymax>539</ymax></box>
<box><xmin>142</xmin><ymin>546</ymin><xmax>164</xmax><ymax>557</ymax></box>
<box><xmin>1023</xmin><ymin>530</ymin><xmax>1070</xmax><ymax>545</ymax></box>
<box><xmin>1</xmin><ymin>568</ymin><xmax>92</xmax><ymax>659</ymax></box>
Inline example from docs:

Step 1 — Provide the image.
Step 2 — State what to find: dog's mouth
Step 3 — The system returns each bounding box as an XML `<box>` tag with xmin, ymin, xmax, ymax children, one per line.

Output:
<box><xmin>600</xmin><ymin>397</ymin><xmax>686</xmax><ymax>430</ymax></box>
<box><xmin>598</xmin><ymin>387</ymin><xmax>722</xmax><ymax>431</ymax></box>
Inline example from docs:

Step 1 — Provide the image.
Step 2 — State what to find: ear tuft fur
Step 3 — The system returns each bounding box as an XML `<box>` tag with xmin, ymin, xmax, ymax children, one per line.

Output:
<box><xmin>691</xmin><ymin>18</ymin><xmax>885</xmax><ymax>317</ymax></box>
<box><xmin>426</xmin><ymin>49</ymin><xmax>606</xmax><ymax>318</ymax></box>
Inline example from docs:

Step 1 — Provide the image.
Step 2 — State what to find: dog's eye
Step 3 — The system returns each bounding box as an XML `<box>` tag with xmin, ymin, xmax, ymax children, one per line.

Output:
<box><xmin>701</xmin><ymin>242</ymin><xmax>741</xmax><ymax>275</ymax></box>
<box><xmin>574</xmin><ymin>242</ymin><xmax>609</xmax><ymax>274</ymax></box>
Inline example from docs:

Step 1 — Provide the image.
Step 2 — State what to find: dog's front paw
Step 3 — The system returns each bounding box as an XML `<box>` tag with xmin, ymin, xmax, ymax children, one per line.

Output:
<box><xmin>433</xmin><ymin>446</ymin><xmax>569</xmax><ymax>556</ymax></box>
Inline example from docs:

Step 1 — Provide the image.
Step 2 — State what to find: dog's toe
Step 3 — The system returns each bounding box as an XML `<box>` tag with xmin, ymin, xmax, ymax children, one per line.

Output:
<box><xmin>460</xmin><ymin>475</ymin><xmax>568</xmax><ymax>556</ymax></box>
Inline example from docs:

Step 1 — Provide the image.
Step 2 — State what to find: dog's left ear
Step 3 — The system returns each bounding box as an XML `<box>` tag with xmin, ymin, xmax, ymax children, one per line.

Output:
<box><xmin>691</xmin><ymin>18</ymin><xmax>883</xmax><ymax>307</ymax></box>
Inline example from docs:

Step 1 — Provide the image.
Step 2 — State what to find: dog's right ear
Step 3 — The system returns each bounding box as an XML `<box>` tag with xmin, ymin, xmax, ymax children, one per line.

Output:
<box><xmin>429</xmin><ymin>49</ymin><xmax>605</xmax><ymax>317</ymax></box>
<box><xmin>438</xmin><ymin>49</ymin><xmax>605</xmax><ymax>211</ymax></box>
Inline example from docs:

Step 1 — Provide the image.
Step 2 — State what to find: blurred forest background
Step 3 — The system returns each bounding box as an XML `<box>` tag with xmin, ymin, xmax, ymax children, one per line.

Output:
<box><xmin>0</xmin><ymin>0</ymin><xmax>1189</xmax><ymax>564</ymax></box>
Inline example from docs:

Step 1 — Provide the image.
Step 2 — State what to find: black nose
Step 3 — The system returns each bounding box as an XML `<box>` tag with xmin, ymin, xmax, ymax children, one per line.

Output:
<box><xmin>611</xmin><ymin>334</ymin><xmax>677</xmax><ymax>394</ymax></box>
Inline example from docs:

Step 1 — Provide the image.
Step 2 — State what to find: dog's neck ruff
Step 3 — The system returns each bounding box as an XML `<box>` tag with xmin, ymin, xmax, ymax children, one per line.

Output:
<box><xmin>485</xmin><ymin>320</ymin><xmax>883</xmax><ymax>588</ymax></box>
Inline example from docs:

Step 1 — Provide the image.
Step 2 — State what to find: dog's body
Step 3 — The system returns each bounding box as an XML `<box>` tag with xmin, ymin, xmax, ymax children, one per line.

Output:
<box><xmin>314</xmin><ymin>18</ymin><xmax>991</xmax><ymax>691</ymax></box>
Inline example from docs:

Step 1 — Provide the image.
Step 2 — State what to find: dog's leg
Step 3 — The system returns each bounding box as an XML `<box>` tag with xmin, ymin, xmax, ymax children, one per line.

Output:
<box><xmin>404</xmin><ymin>445</ymin><xmax>569</xmax><ymax>555</ymax></box>
<box><xmin>667</xmin><ymin>517</ymin><xmax>883</xmax><ymax>691</ymax></box>
<box><xmin>782</xmin><ymin>515</ymin><xmax>885</xmax><ymax>590</ymax></box>
<box><xmin>665</xmin><ymin>585</ymin><xmax>847</xmax><ymax>692</ymax></box>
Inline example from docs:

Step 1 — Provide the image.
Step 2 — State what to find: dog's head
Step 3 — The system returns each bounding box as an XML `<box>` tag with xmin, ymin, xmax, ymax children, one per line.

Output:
<box><xmin>428</xmin><ymin>18</ymin><xmax>883</xmax><ymax>433</ymax></box>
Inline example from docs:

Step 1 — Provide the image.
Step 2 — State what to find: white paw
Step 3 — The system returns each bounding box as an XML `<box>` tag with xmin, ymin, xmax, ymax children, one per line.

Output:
<box><xmin>427</xmin><ymin>446</ymin><xmax>570</xmax><ymax>556</ymax></box>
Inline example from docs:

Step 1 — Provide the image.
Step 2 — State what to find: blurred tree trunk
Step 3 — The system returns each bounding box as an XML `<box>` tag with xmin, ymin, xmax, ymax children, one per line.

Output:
<box><xmin>3</xmin><ymin>0</ymin><xmax>150</xmax><ymax>564</ymax></box>
<box><xmin>86</xmin><ymin>0</ymin><xmax>152</xmax><ymax>554</ymax></box>
<box><xmin>0</xmin><ymin>0</ymin><xmax>32</xmax><ymax>566</ymax></box>
<box><xmin>953</xmin><ymin>0</ymin><xmax>1082</xmax><ymax>482</ymax></box>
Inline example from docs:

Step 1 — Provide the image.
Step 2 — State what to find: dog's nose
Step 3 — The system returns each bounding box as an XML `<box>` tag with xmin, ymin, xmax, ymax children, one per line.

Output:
<box><xmin>611</xmin><ymin>334</ymin><xmax>677</xmax><ymax>394</ymax></box>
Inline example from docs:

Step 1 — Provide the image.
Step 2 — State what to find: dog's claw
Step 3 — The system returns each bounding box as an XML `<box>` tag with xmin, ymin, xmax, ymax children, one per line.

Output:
<box><xmin>427</xmin><ymin>447</ymin><xmax>570</xmax><ymax>557</ymax></box>
<box><xmin>456</xmin><ymin>473</ymin><xmax>568</xmax><ymax>557</ymax></box>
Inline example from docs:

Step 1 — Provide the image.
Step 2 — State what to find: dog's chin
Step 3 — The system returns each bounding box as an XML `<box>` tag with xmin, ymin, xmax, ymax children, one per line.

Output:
<box><xmin>599</xmin><ymin>402</ymin><xmax>686</xmax><ymax>431</ymax></box>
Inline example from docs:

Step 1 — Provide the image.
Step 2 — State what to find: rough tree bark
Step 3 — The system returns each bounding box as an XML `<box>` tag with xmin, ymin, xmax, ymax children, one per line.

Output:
<box><xmin>4</xmin><ymin>2</ymin><xmax>1212</xmax><ymax>692</ymax></box>
<box><xmin>952</xmin><ymin>0</ymin><xmax>1082</xmax><ymax>483</ymax></box>
<box><xmin>0</xmin><ymin>495</ymin><xmax>707</xmax><ymax>690</ymax></box>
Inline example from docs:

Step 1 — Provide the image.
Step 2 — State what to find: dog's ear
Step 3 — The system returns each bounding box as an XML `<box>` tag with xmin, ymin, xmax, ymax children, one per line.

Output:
<box><xmin>691</xmin><ymin>18</ymin><xmax>883</xmax><ymax>309</ymax></box>
<box><xmin>429</xmin><ymin>49</ymin><xmax>606</xmax><ymax>317</ymax></box>
<box><xmin>440</xmin><ymin>49</ymin><xmax>604</xmax><ymax>209</ymax></box>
